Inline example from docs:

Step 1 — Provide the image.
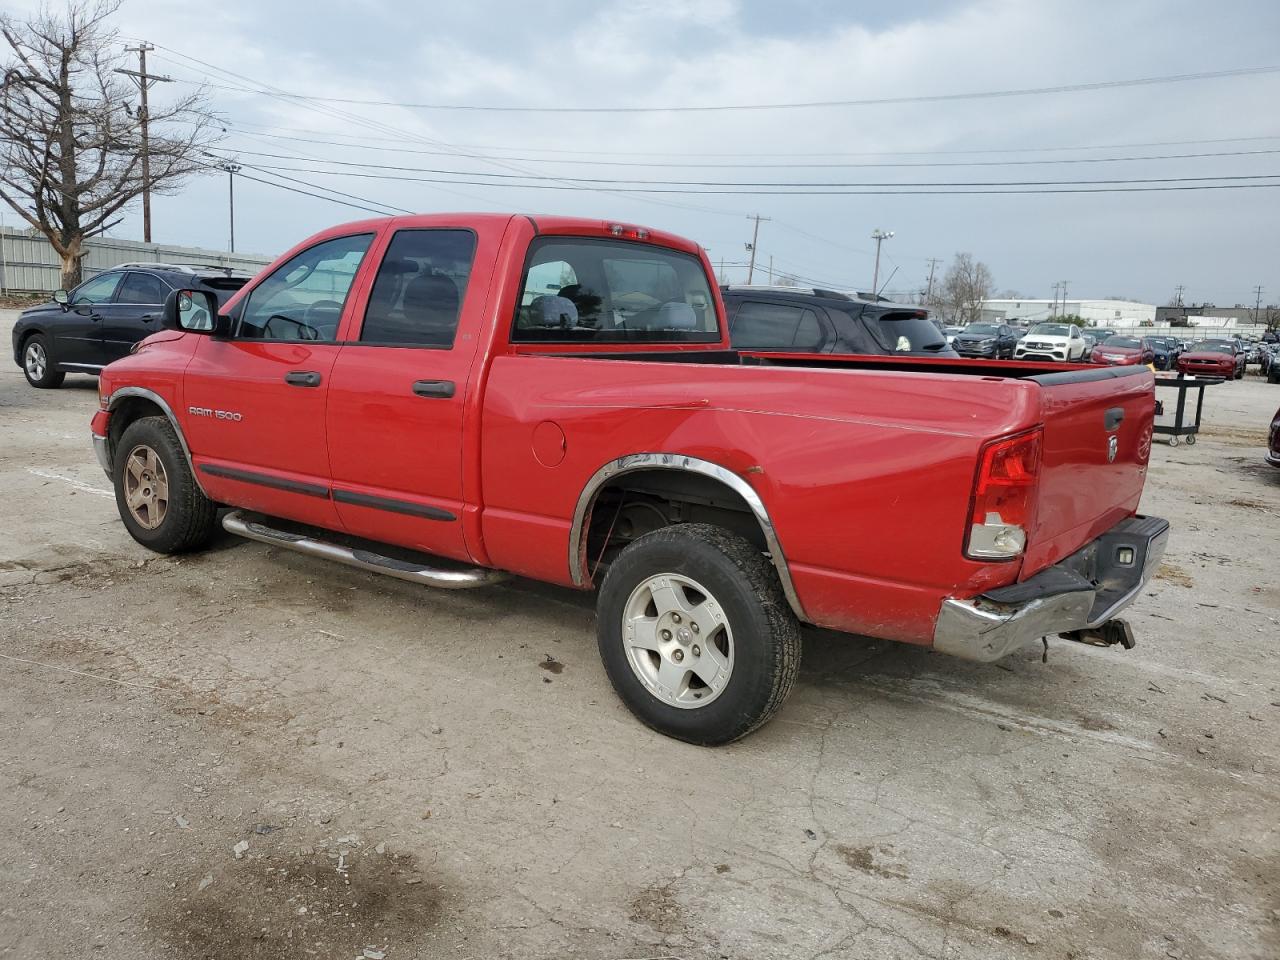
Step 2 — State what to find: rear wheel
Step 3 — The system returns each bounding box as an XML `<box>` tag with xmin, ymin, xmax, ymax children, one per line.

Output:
<box><xmin>114</xmin><ymin>416</ymin><xmax>219</xmax><ymax>553</ymax></box>
<box><xmin>596</xmin><ymin>523</ymin><xmax>801</xmax><ymax>745</ymax></box>
<box><xmin>22</xmin><ymin>335</ymin><xmax>65</xmax><ymax>389</ymax></box>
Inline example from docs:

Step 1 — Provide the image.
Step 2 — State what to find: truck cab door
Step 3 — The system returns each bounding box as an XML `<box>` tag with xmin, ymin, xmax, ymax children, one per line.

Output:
<box><xmin>182</xmin><ymin>232</ymin><xmax>377</xmax><ymax>529</ymax></box>
<box><xmin>325</xmin><ymin>227</ymin><xmax>489</xmax><ymax>563</ymax></box>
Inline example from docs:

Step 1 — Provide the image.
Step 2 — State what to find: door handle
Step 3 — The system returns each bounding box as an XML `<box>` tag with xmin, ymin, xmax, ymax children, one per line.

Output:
<box><xmin>412</xmin><ymin>379</ymin><xmax>455</xmax><ymax>399</ymax></box>
<box><xmin>285</xmin><ymin>370</ymin><xmax>322</xmax><ymax>387</ymax></box>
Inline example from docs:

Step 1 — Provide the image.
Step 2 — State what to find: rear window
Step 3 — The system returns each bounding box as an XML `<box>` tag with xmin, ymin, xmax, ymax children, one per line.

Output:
<box><xmin>512</xmin><ymin>237</ymin><xmax>717</xmax><ymax>343</ymax></box>
<box><xmin>869</xmin><ymin>311</ymin><xmax>948</xmax><ymax>352</ymax></box>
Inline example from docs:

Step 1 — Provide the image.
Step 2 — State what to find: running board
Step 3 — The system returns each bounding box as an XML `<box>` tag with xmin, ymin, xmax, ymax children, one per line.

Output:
<box><xmin>221</xmin><ymin>510</ymin><xmax>507</xmax><ymax>590</ymax></box>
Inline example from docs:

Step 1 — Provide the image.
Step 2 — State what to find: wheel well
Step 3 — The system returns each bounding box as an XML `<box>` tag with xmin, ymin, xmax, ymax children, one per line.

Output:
<box><xmin>581</xmin><ymin>468</ymin><xmax>766</xmax><ymax>580</ymax></box>
<box><xmin>107</xmin><ymin>397</ymin><xmax>167</xmax><ymax>456</ymax></box>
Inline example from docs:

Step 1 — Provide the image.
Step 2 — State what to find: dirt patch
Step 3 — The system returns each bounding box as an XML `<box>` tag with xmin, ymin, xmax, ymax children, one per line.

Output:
<box><xmin>147</xmin><ymin>839</ymin><xmax>443</xmax><ymax>959</ymax></box>
<box><xmin>539</xmin><ymin>656</ymin><xmax>564</xmax><ymax>675</ymax></box>
<box><xmin>1155</xmin><ymin>562</ymin><xmax>1195</xmax><ymax>588</ymax></box>
<box><xmin>629</xmin><ymin>879</ymin><xmax>685</xmax><ymax>934</ymax></box>
<box><xmin>1202</xmin><ymin>426</ymin><xmax>1268</xmax><ymax>447</ymax></box>
<box><xmin>1226</xmin><ymin>498</ymin><xmax>1269</xmax><ymax>511</ymax></box>
<box><xmin>837</xmin><ymin>843</ymin><xmax>909</xmax><ymax>880</ymax></box>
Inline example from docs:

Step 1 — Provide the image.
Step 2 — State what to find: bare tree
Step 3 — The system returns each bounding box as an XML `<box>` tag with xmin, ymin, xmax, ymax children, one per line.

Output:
<box><xmin>940</xmin><ymin>252</ymin><xmax>995</xmax><ymax>325</ymax></box>
<box><xmin>0</xmin><ymin>2</ymin><xmax>219</xmax><ymax>289</ymax></box>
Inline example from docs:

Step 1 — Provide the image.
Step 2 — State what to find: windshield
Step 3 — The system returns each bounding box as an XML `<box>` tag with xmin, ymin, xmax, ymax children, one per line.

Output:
<box><xmin>1192</xmin><ymin>341</ymin><xmax>1233</xmax><ymax>354</ymax></box>
<box><xmin>1030</xmin><ymin>323</ymin><xmax>1071</xmax><ymax>336</ymax></box>
<box><xmin>964</xmin><ymin>324</ymin><xmax>1000</xmax><ymax>335</ymax></box>
<box><xmin>513</xmin><ymin>237</ymin><xmax>717</xmax><ymax>343</ymax></box>
<box><xmin>1103</xmin><ymin>337</ymin><xmax>1141</xmax><ymax>349</ymax></box>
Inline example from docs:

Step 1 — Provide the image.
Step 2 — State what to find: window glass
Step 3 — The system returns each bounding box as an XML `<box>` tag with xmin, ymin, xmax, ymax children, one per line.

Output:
<box><xmin>118</xmin><ymin>272</ymin><xmax>168</xmax><ymax>304</ymax></box>
<box><xmin>512</xmin><ymin>238</ymin><xmax>717</xmax><ymax>343</ymax></box>
<box><xmin>361</xmin><ymin>230</ymin><xmax>476</xmax><ymax>347</ymax></box>
<box><xmin>72</xmin><ymin>272</ymin><xmax>122</xmax><ymax>304</ymax></box>
<box><xmin>793</xmin><ymin>309</ymin><xmax>826</xmax><ymax>350</ymax></box>
<box><xmin>730</xmin><ymin>301</ymin><xmax>804</xmax><ymax>350</ymax></box>
<box><xmin>870</xmin><ymin>311</ymin><xmax>949</xmax><ymax>352</ymax></box>
<box><xmin>236</xmin><ymin>234</ymin><xmax>373</xmax><ymax>341</ymax></box>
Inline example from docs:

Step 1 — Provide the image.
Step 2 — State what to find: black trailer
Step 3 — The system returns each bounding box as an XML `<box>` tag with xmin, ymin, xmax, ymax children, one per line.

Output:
<box><xmin>1153</xmin><ymin>373</ymin><xmax>1225</xmax><ymax>446</ymax></box>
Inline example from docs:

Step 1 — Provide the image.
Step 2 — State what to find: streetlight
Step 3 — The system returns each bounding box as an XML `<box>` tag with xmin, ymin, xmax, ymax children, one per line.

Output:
<box><xmin>870</xmin><ymin>228</ymin><xmax>894</xmax><ymax>299</ymax></box>
<box><xmin>204</xmin><ymin>153</ymin><xmax>242</xmax><ymax>252</ymax></box>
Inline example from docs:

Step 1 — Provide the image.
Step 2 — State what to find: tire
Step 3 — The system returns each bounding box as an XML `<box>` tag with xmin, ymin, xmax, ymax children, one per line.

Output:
<box><xmin>1168</xmin><ymin>436</ymin><xmax>1180</xmax><ymax>447</ymax></box>
<box><xmin>21</xmin><ymin>334</ymin><xmax>65</xmax><ymax>389</ymax></box>
<box><xmin>113</xmin><ymin>416</ymin><xmax>219</xmax><ymax>554</ymax></box>
<box><xmin>1185</xmin><ymin>434</ymin><xmax>1197</xmax><ymax>446</ymax></box>
<box><xmin>596</xmin><ymin>523</ymin><xmax>801</xmax><ymax>746</ymax></box>
<box><xmin>1269</xmin><ymin>366</ymin><xmax>1280</xmax><ymax>385</ymax></box>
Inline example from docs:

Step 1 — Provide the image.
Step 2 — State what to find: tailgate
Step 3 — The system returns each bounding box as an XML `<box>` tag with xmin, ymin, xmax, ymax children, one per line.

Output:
<box><xmin>1022</xmin><ymin>366</ymin><xmax>1154</xmax><ymax>577</ymax></box>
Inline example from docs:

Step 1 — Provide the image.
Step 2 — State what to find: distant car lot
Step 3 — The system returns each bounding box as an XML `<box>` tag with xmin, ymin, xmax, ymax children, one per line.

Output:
<box><xmin>2</xmin><ymin>307</ymin><xmax>1278</xmax><ymax>959</ymax></box>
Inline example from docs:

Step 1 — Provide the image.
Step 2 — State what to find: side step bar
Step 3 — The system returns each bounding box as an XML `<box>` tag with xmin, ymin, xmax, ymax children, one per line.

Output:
<box><xmin>221</xmin><ymin>510</ymin><xmax>508</xmax><ymax>590</ymax></box>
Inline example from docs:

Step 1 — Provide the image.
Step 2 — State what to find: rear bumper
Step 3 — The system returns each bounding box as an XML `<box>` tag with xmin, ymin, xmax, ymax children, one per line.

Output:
<box><xmin>933</xmin><ymin>515</ymin><xmax>1169</xmax><ymax>662</ymax></box>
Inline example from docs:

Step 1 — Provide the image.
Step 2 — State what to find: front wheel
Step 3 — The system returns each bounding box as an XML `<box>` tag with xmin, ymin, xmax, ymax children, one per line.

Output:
<box><xmin>113</xmin><ymin>416</ymin><xmax>219</xmax><ymax>554</ymax></box>
<box><xmin>22</xmin><ymin>335</ymin><xmax>65</xmax><ymax>389</ymax></box>
<box><xmin>596</xmin><ymin>523</ymin><xmax>801</xmax><ymax>745</ymax></box>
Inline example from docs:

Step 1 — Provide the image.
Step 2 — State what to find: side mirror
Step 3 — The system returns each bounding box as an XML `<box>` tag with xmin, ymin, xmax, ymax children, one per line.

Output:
<box><xmin>163</xmin><ymin>288</ymin><xmax>228</xmax><ymax>335</ymax></box>
<box><xmin>53</xmin><ymin>289</ymin><xmax>69</xmax><ymax>310</ymax></box>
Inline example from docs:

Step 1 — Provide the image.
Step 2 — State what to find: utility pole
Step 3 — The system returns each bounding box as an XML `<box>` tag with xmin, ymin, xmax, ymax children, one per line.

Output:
<box><xmin>870</xmin><ymin>228</ymin><xmax>893</xmax><ymax>300</ymax></box>
<box><xmin>204</xmin><ymin>153</ymin><xmax>242</xmax><ymax>252</ymax></box>
<box><xmin>116</xmin><ymin>43</ymin><xmax>172</xmax><ymax>243</ymax></box>
<box><xmin>1059</xmin><ymin>280</ymin><xmax>1071</xmax><ymax>317</ymax></box>
<box><xmin>924</xmin><ymin>257</ymin><xmax>942</xmax><ymax>305</ymax></box>
<box><xmin>1253</xmin><ymin>285</ymin><xmax>1264</xmax><ymax>325</ymax></box>
<box><xmin>1051</xmin><ymin>282</ymin><xmax>1061</xmax><ymax>317</ymax></box>
<box><xmin>768</xmin><ymin>255</ymin><xmax>774</xmax><ymax>284</ymax></box>
<box><xmin>745</xmin><ymin>214</ymin><xmax>769</xmax><ymax>283</ymax></box>
<box><xmin>1174</xmin><ymin>284</ymin><xmax>1185</xmax><ymax>308</ymax></box>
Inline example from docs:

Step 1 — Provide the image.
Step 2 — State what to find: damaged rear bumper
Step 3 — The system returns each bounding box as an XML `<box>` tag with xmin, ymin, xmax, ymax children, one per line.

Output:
<box><xmin>933</xmin><ymin>515</ymin><xmax>1169</xmax><ymax>662</ymax></box>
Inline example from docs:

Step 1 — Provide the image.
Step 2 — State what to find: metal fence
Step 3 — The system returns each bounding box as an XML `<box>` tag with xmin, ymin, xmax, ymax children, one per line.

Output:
<box><xmin>0</xmin><ymin>225</ymin><xmax>274</xmax><ymax>293</ymax></box>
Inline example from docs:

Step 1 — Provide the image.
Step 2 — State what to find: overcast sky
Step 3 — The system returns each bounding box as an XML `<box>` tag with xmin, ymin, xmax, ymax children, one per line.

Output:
<box><xmin>9</xmin><ymin>0</ymin><xmax>1279</xmax><ymax>305</ymax></box>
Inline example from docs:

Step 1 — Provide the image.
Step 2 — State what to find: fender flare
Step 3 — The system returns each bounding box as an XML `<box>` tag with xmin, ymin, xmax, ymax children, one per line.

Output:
<box><xmin>568</xmin><ymin>452</ymin><xmax>807</xmax><ymax>622</ymax></box>
<box><xmin>106</xmin><ymin>386</ymin><xmax>209</xmax><ymax>496</ymax></box>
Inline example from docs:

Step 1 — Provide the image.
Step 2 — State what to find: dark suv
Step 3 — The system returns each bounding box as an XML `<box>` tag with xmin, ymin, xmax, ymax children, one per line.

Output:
<box><xmin>13</xmin><ymin>263</ymin><xmax>250</xmax><ymax>388</ymax></box>
<box><xmin>719</xmin><ymin>285</ymin><xmax>956</xmax><ymax>357</ymax></box>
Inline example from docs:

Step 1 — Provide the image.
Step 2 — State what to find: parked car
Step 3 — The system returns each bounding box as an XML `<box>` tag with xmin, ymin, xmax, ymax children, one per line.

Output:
<box><xmin>719</xmin><ymin>286</ymin><xmax>957</xmax><ymax>357</ymax></box>
<box><xmin>1091</xmin><ymin>336</ymin><xmax>1155</xmax><ymax>367</ymax></box>
<box><xmin>1147</xmin><ymin>336</ymin><xmax>1181</xmax><ymax>371</ymax></box>
<box><xmin>1090</xmin><ymin>329</ymin><xmax>1118</xmax><ymax>346</ymax></box>
<box><xmin>952</xmin><ymin>322</ymin><xmax>1019</xmax><ymax>359</ymax></box>
<box><xmin>1269</xmin><ymin>404</ymin><xmax>1280</xmax><ymax>466</ymax></box>
<box><xmin>12</xmin><ymin>263</ymin><xmax>250</xmax><ymax>388</ymax></box>
<box><xmin>1263</xmin><ymin>343</ymin><xmax>1280</xmax><ymax>382</ymax></box>
<box><xmin>1176</xmin><ymin>340</ymin><xmax>1245</xmax><ymax>379</ymax></box>
<box><xmin>942</xmin><ymin>325</ymin><xmax>964</xmax><ymax>345</ymax></box>
<box><xmin>1014</xmin><ymin>322</ymin><xmax>1087</xmax><ymax>362</ymax></box>
<box><xmin>90</xmin><ymin>212</ymin><xmax>1166</xmax><ymax>745</ymax></box>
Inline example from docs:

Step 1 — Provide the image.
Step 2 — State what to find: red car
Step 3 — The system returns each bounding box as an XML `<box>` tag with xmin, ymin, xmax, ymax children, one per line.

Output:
<box><xmin>89</xmin><ymin>213</ymin><xmax>1167</xmax><ymax>744</ymax></box>
<box><xmin>1176</xmin><ymin>340</ymin><xmax>1245</xmax><ymax>379</ymax></box>
<box><xmin>1091</xmin><ymin>336</ymin><xmax>1155</xmax><ymax>366</ymax></box>
<box><xmin>1269</xmin><ymin>405</ymin><xmax>1280</xmax><ymax>468</ymax></box>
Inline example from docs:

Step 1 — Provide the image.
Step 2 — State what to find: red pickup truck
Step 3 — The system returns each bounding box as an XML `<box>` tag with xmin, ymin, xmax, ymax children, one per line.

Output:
<box><xmin>91</xmin><ymin>213</ymin><xmax>1168</xmax><ymax>744</ymax></box>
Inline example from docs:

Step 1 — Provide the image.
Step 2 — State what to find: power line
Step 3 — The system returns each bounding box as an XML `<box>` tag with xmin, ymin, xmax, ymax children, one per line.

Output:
<box><xmin>169</xmin><ymin>64</ymin><xmax>1280</xmax><ymax>113</ymax></box>
<box><xmin>200</xmin><ymin>155</ymin><xmax>1280</xmax><ymax>191</ymax></box>
<box><xmin>214</xmin><ymin>122</ymin><xmax>1280</xmax><ymax>159</ymax></box>
<box><xmin>214</xmin><ymin>136</ymin><xmax>1280</xmax><ymax>170</ymax></box>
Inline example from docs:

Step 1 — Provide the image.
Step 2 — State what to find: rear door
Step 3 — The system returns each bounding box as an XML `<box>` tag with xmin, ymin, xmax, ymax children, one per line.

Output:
<box><xmin>182</xmin><ymin>233</ymin><xmax>376</xmax><ymax>529</ymax></box>
<box><xmin>100</xmin><ymin>271</ymin><xmax>170</xmax><ymax>362</ymax></box>
<box><xmin>325</xmin><ymin>227</ymin><xmax>487</xmax><ymax>562</ymax></box>
<box><xmin>1023</xmin><ymin>368</ymin><xmax>1155</xmax><ymax>575</ymax></box>
<box><xmin>729</xmin><ymin>300</ymin><xmax>831</xmax><ymax>352</ymax></box>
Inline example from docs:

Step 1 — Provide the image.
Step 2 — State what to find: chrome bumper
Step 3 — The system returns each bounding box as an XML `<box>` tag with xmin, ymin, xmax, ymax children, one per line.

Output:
<box><xmin>933</xmin><ymin>515</ymin><xmax>1169</xmax><ymax>662</ymax></box>
<box><xmin>92</xmin><ymin>432</ymin><xmax>111</xmax><ymax>477</ymax></box>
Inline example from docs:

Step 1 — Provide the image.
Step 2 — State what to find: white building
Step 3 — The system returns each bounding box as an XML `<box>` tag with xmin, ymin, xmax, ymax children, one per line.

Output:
<box><xmin>980</xmin><ymin>298</ymin><xmax>1157</xmax><ymax>326</ymax></box>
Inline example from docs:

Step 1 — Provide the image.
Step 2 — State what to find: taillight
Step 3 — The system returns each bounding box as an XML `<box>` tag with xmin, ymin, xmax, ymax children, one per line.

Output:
<box><xmin>966</xmin><ymin>428</ymin><xmax>1042</xmax><ymax>560</ymax></box>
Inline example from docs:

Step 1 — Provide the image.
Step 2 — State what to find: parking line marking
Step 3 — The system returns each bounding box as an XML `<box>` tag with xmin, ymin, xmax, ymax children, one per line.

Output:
<box><xmin>26</xmin><ymin>467</ymin><xmax>113</xmax><ymax>499</ymax></box>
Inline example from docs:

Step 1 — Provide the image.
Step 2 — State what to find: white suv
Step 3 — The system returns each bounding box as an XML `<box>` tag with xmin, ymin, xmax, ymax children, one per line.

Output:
<box><xmin>1015</xmin><ymin>322</ymin><xmax>1087</xmax><ymax>362</ymax></box>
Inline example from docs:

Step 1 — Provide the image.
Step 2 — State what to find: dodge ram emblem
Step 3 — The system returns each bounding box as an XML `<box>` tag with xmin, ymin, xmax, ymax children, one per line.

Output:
<box><xmin>1107</xmin><ymin>435</ymin><xmax>1119</xmax><ymax>463</ymax></box>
